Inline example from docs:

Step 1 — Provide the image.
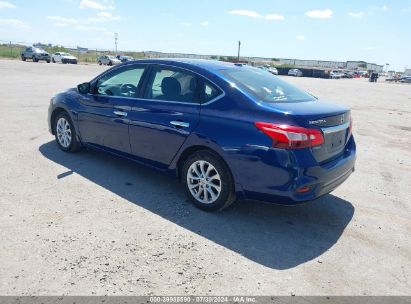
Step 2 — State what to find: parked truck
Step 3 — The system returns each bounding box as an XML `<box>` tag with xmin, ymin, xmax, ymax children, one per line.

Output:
<box><xmin>21</xmin><ymin>47</ymin><xmax>51</xmax><ymax>63</ymax></box>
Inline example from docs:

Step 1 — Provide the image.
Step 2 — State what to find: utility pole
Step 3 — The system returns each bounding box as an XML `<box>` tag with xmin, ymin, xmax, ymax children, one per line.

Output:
<box><xmin>237</xmin><ymin>41</ymin><xmax>241</xmax><ymax>62</ymax></box>
<box><xmin>114</xmin><ymin>32</ymin><xmax>118</xmax><ymax>55</ymax></box>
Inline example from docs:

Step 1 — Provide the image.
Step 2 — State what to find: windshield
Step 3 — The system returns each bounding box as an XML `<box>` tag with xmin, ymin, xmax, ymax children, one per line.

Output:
<box><xmin>60</xmin><ymin>52</ymin><xmax>70</xmax><ymax>56</ymax></box>
<box><xmin>221</xmin><ymin>67</ymin><xmax>316</xmax><ymax>103</ymax></box>
<box><xmin>108</xmin><ymin>56</ymin><xmax>116</xmax><ymax>59</ymax></box>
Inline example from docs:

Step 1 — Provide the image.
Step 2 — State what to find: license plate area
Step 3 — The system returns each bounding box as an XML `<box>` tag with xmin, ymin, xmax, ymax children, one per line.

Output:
<box><xmin>312</xmin><ymin>121</ymin><xmax>350</xmax><ymax>163</ymax></box>
<box><xmin>327</xmin><ymin>130</ymin><xmax>346</xmax><ymax>153</ymax></box>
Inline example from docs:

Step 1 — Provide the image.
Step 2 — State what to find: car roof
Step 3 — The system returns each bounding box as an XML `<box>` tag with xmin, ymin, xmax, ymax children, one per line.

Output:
<box><xmin>123</xmin><ymin>58</ymin><xmax>244</xmax><ymax>72</ymax></box>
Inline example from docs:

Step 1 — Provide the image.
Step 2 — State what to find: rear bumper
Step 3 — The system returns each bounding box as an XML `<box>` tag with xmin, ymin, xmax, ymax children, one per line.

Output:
<box><xmin>228</xmin><ymin>136</ymin><xmax>356</xmax><ymax>205</ymax></box>
<box><xmin>35</xmin><ymin>55</ymin><xmax>50</xmax><ymax>60</ymax></box>
<box><xmin>62</xmin><ymin>58</ymin><xmax>78</xmax><ymax>64</ymax></box>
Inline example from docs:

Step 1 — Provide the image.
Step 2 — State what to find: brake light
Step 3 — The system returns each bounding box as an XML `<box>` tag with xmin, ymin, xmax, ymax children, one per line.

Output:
<box><xmin>255</xmin><ymin>122</ymin><xmax>324</xmax><ymax>149</ymax></box>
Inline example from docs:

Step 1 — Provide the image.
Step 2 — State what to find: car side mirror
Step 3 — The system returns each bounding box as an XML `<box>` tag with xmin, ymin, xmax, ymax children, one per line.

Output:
<box><xmin>77</xmin><ymin>82</ymin><xmax>91</xmax><ymax>94</ymax></box>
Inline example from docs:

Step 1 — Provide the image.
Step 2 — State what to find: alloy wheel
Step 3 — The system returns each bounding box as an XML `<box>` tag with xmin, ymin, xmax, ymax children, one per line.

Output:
<box><xmin>56</xmin><ymin>117</ymin><xmax>72</xmax><ymax>148</ymax></box>
<box><xmin>187</xmin><ymin>160</ymin><xmax>222</xmax><ymax>204</ymax></box>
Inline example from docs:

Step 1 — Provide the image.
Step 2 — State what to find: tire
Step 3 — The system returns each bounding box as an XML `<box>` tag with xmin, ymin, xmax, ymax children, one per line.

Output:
<box><xmin>21</xmin><ymin>56</ymin><xmax>26</xmax><ymax>61</ymax></box>
<box><xmin>54</xmin><ymin>112</ymin><xmax>82</xmax><ymax>153</ymax></box>
<box><xmin>52</xmin><ymin>58</ymin><xmax>55</xmax><ymax>63</ymax></box>
<box><xmin>46</xmin><ymin>60</ymin><xmax>50</xmax><ymax>63</ymax></box>
<box><xmin>33</xmin><ymin>57</ymin><xmax>38</xmax><ymax>62</ymax></box>
<box><xmin>182</xmin><ymin>150</ymin><xmax>236</xmax><ymax>211</ymax></box>
<box><xmin>98</xmin><ymin>61</ymin><xmax>102</xmax><ymax>66</ymax></box>
<box><xmin>108</xmin><ymin>61</ymin><xmax>113</xmax><ymax>66</ymax></box>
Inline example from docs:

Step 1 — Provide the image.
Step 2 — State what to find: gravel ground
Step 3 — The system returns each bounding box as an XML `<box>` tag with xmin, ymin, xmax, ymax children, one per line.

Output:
<box><xmin>0</xmin><ymin>59</ymin><xmax>410</xmax><ymax>296</ymax></box>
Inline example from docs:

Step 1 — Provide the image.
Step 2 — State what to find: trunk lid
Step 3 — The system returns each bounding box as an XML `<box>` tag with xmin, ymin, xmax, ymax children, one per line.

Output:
<box><xmin>262</xmin><ymin>100</ymin><xmax>351</xmax><ymax>163</ymax></box>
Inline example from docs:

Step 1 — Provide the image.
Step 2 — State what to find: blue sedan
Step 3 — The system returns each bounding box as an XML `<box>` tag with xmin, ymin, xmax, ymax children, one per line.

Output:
<box><xmin>48</xmin><ymin>59</ymin><xmax>356</xmax><ymax>211</ymax></box>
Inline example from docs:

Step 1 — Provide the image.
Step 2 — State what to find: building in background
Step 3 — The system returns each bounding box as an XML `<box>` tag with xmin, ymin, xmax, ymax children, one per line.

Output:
<box><xmin>76</xmin><ymin>46</ymin><xmax>88</xmax><ymax>53</ymax></box>
<box><xmin>346</xmin><ymin>61</ymin><xmax>384</xmax><ymax>72</ymax></box>
<box><xmin>144</xmin><ymin>51</ymin><xmax>384</xmax><ymax>72</ymax></box>
<box><xmin>33</xmin><ymin>42</ymin><xmax>52</xmax><ymax>49</ymax></box>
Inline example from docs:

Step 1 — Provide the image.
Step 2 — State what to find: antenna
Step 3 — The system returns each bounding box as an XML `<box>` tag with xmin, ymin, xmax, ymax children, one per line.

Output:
<box><xmin>237</xmin><ymin>41</ymin><xmax>241</xmax><ymax>62</ymax></box>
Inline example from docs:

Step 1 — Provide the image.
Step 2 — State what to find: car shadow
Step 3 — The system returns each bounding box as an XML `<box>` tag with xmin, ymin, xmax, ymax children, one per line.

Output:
<box><xmin>39</xmin><ymin>141</ymin><xmax>354</xmax><ymax>270</ymax></box>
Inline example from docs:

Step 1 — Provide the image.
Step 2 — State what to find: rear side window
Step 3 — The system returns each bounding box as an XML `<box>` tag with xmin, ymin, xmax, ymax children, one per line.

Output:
<box><xmin>202</xmin><ymin>81</ymin><xmax>222</xmax><ymax>103</ymax></box>
<box><xmin>144</xmin><ymin>67</ymin><xmax>199</xmax><ymax>103</ymax></box>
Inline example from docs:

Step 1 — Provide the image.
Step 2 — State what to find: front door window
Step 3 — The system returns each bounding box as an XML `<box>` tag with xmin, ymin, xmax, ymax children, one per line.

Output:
<box><xmin>96</xmin><ymin>67</ymin><xmax>145</xmax><ymax>98</ymax></box>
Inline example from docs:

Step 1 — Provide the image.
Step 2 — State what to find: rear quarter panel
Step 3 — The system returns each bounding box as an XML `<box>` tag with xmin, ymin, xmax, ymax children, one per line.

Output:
<box><xmin>168</xmin><ymin>83</ymin><xmax>301</xmax><ymax>195</ymax></box>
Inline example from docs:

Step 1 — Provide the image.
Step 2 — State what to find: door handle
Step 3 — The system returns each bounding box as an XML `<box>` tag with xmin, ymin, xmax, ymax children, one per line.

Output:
<box><xmin>170</xmin><ymin>121</ymin><xmax>190</xmax><ymax>128</ymax></box>
<box><xmin>113</xmin><ymin>110</ymin><xmax>127</xmax><ymax>117</ymax></box>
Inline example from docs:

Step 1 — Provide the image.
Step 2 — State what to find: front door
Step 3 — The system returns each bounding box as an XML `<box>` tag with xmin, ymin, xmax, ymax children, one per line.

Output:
<box><xmin>77</xmin><ymin>64</ymin><xmax>146</xmax><ymax>154</ymax></box>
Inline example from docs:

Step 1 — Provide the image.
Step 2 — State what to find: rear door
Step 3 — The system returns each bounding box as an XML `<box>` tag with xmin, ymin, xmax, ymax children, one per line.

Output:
<box><xmin>127</xmin><ymin>65</ymin><xmax>201</xmax><ymax>169</ymax></box>
<box><xmin>77</xmin><ymin>64</ymin><xmax>147</xmax><ymax>154</ymax></box>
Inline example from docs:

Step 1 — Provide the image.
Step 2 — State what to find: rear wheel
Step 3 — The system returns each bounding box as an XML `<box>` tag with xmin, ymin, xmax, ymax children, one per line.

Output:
<box><xmin>54</xmin><ymin>112</ymin><xmax>81</xmax><ymax>153</ymax></box>
<box><xmin>21</xmin><ymin>56</ymin><xmax>26</xmax><ymax>61</ymax></box>
<box><xmin>98</xmin><ymin>61</ymin><xmax>102</xmax><ymax>66</ymax></box>
<box><xmin>52</xmin><ymin>58</ymin><xmax>55</xmax><ymax>63</ymax></box>
<box><xmin>108</xmin><ymin>61</ymin><xmax>113</xmax><ymax>66</ymax></box>
<box><xmin>182</xmin><ymin>150</ymin><xmax>236</xmax><ymax>211</ymax></box>
<box><xmin>33</xmin><ymin>57</ymin><xmax>38</xmax><ymax>62</ymax></box>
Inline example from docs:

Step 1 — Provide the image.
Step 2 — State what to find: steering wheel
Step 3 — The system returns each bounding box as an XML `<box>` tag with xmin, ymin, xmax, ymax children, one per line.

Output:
<box><xmin>120</xmin><ymin>83</ymin><xmax>137</xmax><ymax>96</ymax></box>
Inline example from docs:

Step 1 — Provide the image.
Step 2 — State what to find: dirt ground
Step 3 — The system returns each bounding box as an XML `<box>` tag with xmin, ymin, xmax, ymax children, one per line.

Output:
<box><xmin>0</xmin><ymin>59</ymin><xmax>410</xmax><ymax>296</ymax></box>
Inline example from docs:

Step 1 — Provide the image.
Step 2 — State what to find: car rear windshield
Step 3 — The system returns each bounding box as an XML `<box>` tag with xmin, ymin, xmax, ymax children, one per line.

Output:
<box><xmin>220</xmin><ymin>67</ymin><xmax>315</xmax><ymax>103</ymax></box>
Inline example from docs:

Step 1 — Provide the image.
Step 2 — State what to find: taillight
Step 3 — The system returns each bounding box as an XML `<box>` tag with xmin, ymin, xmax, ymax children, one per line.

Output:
<box><xmin>255</xmin><ymin>122</ymin><xmax>324</xmax><ymax>149</ymax></box>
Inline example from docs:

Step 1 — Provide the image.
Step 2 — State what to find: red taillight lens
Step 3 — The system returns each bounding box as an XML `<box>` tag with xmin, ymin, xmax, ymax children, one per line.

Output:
<box><xmin>296</xmin><ymin>186</ymin><xmax>311</xmax><ymax>193</ymax></box>
<box><xmin>255</xmin><ymin>122</ymin><xmax>324</xmax><ymax>149</ymax></box>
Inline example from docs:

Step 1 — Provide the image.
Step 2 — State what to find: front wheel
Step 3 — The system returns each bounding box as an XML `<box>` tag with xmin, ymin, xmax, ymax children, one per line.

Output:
<box><xmin>108</xmin><ymin>61</ymin><xmax>113</xmax><ymax>66</ymax></box>
<box><xmin>33</xmin><ymin>57</ymin><xmax>38</xmax><ymax>62</ymax></box>
<box><xmin>54</xmin><ymin>112</ymin><xmax>81</xmax><ymax>153</ymax></box>
<box><xmin>182</xmin><ymin>150</ymin><xmax>236</xmax><ymax>211</ymax></box>
<box><xmin>52</xmin><ymin>58</ymin><xmax>55</xmax><ymax>63</ymax></box>
<box><xmin>21</xmin><ymin>56</ymin><xmax>26</xmax><ymax>61</ymax></box>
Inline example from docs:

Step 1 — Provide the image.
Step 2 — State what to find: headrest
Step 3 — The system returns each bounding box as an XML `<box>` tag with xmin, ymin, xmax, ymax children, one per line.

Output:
<box><xmin>161</xmin><ymin>77</ymin><xmax>181</xmax><ymax>97</ymax></box>
<box><xmin>189</xmin><ymin>78</ymin><xmax>197</xmax><ymax>91</ymax></box>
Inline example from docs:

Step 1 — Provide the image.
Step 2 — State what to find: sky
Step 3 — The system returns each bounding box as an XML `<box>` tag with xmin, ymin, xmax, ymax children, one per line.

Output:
<box><xmin>0</xmin><ymin>0</ymin><xmax>410</xmax><ymax>70</ymax></box>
